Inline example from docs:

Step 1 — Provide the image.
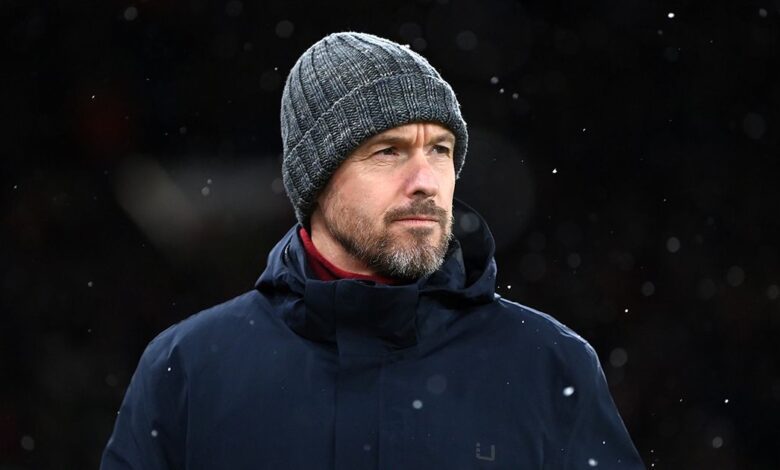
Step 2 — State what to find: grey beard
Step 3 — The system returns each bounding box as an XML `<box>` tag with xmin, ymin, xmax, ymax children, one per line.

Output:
<box><xmin>364</xmin><ymin>222</ymin><xmax>453</xmax><ymax>280</ymax></box>
<box><xmin>325</xmin><ymin>199</ymin><xmax>453</xmax><ymax>282</ymax></box>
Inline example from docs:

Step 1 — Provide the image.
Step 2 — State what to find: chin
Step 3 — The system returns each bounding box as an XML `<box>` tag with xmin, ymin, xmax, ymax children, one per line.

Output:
<box><xmin>395</xmin><ymin>224</ymin><xmax>437</xmax><ymax>238</ymax></box>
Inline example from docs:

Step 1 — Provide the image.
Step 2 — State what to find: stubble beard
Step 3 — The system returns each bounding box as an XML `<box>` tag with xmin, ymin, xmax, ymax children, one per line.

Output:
<box><xmin>323</xmin><ymin>198</ymin><xmax>454</xmax><ymax>282</ymax></box>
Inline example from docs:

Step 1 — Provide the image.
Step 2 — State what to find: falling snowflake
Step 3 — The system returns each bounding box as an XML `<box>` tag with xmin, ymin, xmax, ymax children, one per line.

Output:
<box><xmin>666</xmin><ymin>237</ymin><xmax>681</xmax><ymax>253</ymax></box>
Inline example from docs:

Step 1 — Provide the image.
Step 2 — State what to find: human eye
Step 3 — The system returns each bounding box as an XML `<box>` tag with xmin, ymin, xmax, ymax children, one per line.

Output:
<box><xmin>432</xmin><ymin>144</ymin><xmax>452</xmax><ymax>156</ymax></box>
<box><xmin>375</xmin><ymin>147</ymin><xmax>399</xmax><ymax>156</ymax></box>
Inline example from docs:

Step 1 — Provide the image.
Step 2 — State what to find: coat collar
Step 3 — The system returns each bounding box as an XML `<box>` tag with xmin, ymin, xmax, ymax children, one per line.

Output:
<box><xmin>255</xmin><ymin>198</ymin><xmax>497</xmax><ymax>355</ymax></box>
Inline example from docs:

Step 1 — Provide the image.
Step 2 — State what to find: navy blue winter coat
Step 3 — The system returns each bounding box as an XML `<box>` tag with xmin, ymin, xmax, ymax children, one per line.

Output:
<box><xmin>101</xmin><ymin>200</ymin><xmax>644</xmax><ymax>469</ymax></box>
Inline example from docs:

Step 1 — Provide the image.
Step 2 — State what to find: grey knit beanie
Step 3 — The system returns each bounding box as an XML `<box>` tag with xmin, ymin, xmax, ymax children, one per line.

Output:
<box><xmin>280</xmin><ymin>31</ymin><xmax>468</xmax><ymax>226</ymax></box>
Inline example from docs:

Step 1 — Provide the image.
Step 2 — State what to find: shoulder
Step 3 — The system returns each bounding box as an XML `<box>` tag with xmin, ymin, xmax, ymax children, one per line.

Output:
<box><xmin>140</xmin><ymin>290</ymin><xmax>276</xmax><ymax>368</ymax></box>
<box><xmin>495</xmin><ymin>296</ymin><xmax>588</xmax><ymax>343</ymax></box>
<box><xmin>493</xmin><ymin>295</ymin><xmax>599</xmax><ymax>368</ymax></box>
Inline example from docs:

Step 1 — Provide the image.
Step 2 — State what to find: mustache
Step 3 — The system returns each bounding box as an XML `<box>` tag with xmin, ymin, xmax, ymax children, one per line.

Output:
<box><xmin>384</xmin><ymin>199</ymin><xmax>448</xmax><ymax>224</ymax></box>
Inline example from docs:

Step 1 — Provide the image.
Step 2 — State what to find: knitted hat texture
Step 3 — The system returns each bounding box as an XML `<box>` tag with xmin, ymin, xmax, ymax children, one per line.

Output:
<box><xmin>280</xmin><ymin>32</ymin><xmax>468</xmax><ymax>226</ymax></box>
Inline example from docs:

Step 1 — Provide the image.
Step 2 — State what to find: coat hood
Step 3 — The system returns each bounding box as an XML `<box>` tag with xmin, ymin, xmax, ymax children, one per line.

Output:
<box><xmin>255</xmin><ymin>198</ymin><xmax>497</xmax><ymax>353</ymax></box>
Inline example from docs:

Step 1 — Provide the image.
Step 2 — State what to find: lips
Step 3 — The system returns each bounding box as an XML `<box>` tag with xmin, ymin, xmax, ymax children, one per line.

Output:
<box><xmin>395</xmin><ymin>216</ymin><xmax>439</xmax><ymax>222</ymax></box>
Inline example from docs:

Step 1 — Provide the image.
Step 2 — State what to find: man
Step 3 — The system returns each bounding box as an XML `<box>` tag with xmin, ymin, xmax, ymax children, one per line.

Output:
<box><xmin>101</xmin><ymin>32</ymin><xmax>644</xmax><ymax>469</ymax></box>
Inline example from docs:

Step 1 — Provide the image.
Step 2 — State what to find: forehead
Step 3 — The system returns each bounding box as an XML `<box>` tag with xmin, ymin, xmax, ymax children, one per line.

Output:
<box><xmin>361</xmin><ymin>122</ymin><xmax>456</xmax><ymax>145</ymax></box>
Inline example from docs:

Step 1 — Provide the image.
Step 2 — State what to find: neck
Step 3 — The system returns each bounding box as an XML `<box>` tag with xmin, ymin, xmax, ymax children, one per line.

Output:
<box><xmin>299</xmin><ymin>227</ymin><xmax>398</xmax><ymax>285</ymax></box>
<box><xmin>309</xmin><ymin>228</ymin><xmax>373</xmax><ymax>276</ymax></box>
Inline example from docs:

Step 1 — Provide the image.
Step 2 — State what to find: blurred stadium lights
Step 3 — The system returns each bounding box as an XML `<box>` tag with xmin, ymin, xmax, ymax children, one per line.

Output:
<box><xmin>114</xmin><ymin>155</ymin><xmax>290</xmax><ymax>258</ymax></box>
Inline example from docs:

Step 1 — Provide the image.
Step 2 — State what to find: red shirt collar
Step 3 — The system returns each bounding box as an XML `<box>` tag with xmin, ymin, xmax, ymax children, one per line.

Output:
<box><xmin>298</xmin><ymin>227</ymin><xmax>399</xmax><ymax>285</ymax></box>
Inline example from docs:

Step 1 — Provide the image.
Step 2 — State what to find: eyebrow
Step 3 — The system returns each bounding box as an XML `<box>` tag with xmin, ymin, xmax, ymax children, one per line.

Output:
<box><xmin>366</xmin><ymin>132</ymin><xmax>456</xmax><ymax>147</ymax></box>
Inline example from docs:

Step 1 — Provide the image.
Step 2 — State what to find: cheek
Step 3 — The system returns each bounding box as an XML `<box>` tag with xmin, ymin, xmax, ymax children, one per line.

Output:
<box><xmin>439</xmin><ymin>172</ymin><xmax>456</xmax><ymax>202</ymax></box>
<box><xmin>327</xmin><ymin>184</ymin><xmax>384</xmax><ymax>223</ymax></box>
<box><xmin>352</xmin><ymin>180</ymin><xmax>396</xmax><ymax>212</ymax></box>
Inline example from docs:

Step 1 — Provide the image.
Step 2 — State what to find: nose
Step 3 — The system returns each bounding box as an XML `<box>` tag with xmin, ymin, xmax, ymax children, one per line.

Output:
<box><xmin>404</xmin><ymin>149</ymin><xmax>439</xmax><ymax>199</ymax></box>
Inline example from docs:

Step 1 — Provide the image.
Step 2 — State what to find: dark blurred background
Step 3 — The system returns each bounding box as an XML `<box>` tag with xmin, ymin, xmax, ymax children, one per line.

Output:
<box><xmin>2</xmin><ymin>0</ymin><xmax>779</xmax><ymax>468</ymax></box>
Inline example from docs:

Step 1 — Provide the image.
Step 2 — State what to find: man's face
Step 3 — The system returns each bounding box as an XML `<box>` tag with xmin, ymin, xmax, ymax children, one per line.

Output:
<box><xmin>310</xmin><ymin>122</ymin><xmax>457</xmax><ymax>281</ymax></box>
